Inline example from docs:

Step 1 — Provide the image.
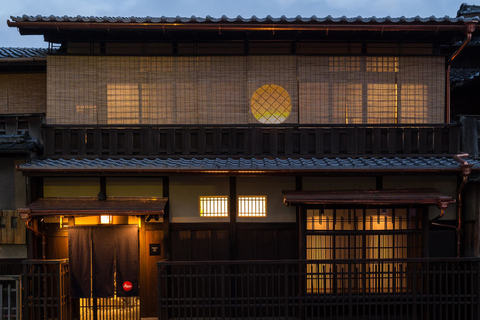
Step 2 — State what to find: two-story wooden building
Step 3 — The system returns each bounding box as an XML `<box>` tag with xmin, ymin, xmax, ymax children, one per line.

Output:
<box><xmin>2</xmin><ymin>6</ymin><xmax>480</xmax><ymax>320</ymax></box>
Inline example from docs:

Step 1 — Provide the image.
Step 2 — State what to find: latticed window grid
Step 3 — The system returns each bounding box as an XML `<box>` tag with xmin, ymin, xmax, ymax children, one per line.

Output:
<box><xmin>366</xmin><ymin>57</ymin><xmax>399</xmax><ymax>72</ymax></box>
<box><xmin>306</xmin><ymin>208</ymin><xmax>422</xmax><ymax>294</ymax></box>
<box><xmin>250</xmin><ymin>84</ymin><xmax>292</xmax><ymax>124</ymax></box>
<box><xmin>238</xmin><ymin>196</ymin><xmax>267</xmax><ymax>217</ymax></box>
<box><xmin>47</xmin><ymin>55</ymin><xmax>444</xmax><ymax>125</ymax></box>
<box><xmin>199</xmin><ymin>196</ymin><xmax>229</xmax><ymax>217</ymax></box>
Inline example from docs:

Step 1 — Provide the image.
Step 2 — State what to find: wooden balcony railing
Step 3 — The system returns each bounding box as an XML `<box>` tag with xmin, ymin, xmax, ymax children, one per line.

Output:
<box><xmin>158</xmin><ymin>258</ymin><xmax>480</xmax><ymax>320</ymax></box>
<box><xmin>43</xmin><ymin>124</ymin><xmax>461</xmax><ymax>158</ymax></box>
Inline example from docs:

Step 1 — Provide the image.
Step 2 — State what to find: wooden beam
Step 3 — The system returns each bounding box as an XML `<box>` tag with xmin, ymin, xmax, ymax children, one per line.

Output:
<box><xmin>162</xmin><ymin>177</ymin><xmax>170</xmax><ymax>260</ymax></box>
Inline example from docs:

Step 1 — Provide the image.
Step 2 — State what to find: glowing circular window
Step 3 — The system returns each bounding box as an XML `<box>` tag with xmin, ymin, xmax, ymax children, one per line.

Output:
<box><xmin>251</xmin><ymin>84</ymin><xmax>291</xmax><ymax>124</ymax></box>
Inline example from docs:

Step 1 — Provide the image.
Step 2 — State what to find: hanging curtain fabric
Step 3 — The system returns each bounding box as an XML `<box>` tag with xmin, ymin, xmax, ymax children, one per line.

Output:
<box><xmin>68</xmin><ymin>225</ymin><xmax>139</xmax><ymax>298</ymax></box>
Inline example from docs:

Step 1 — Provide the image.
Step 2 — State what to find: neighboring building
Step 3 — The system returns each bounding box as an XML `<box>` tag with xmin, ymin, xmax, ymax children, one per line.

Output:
<box><xmin>2</xmin><ymin>5</ymin><xmax>480</xmax><ymax>320</ymax></box>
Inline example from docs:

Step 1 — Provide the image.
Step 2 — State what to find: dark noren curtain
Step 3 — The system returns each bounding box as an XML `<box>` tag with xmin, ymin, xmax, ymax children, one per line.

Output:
<box><xmin>68</xmin><ymin>225</ymin><xmax>138</xmax><ymax>298</ymax></box>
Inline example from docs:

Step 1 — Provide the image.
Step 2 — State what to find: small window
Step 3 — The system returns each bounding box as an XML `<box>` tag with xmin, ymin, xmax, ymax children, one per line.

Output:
<box><xmin>11</xmin><ymin>217</ymin><xmax>17</xmax><ymax>229</ymax></box>
<box><xmin>199</xmin><ymin>196</ymin><xmax>229</xmax><ymax>217</ymax></box>
<box><xmin>0</xmin><ymin>217</ymin><xmax>5</xmax><ymax>228</ymax></box>
<box><xmin>238</xmin><ymin>196</ymin><xmax>267</xmax><ymax>217</ymax></box>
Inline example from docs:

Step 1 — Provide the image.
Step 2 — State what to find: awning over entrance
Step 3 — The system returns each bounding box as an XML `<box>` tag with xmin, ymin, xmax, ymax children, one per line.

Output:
<box><xmin>282</xmin><ymin>189</ymin><xmax>455</xmax><ymax>208</ymax></box>
<box><xmin>20</xmin><ymin>197</ymin><xmax>168</xmax><ymax>217</ymax></box>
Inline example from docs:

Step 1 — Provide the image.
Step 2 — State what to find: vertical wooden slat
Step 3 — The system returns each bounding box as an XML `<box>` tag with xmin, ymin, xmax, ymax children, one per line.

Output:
<box><xmin>45</xmin><ymin>127</ymin><xmax>55</xmax><ymax>156</ymax></box>
<box><xmin>197</xmin><ymin>127</ymin><xmax>206</xmax><ymax>155</ymax></box>
<box><xmin>270</xmin><ymin>128</ymin><xmax>278</xmax><ymax>157</ymax></box>
<box><xmin>373</xmin><ymin>128</ymin><xmax>382</xmax><ymax>154</ymax></box>
<box><xmin>77</xmin><ymin>128</ymin><xmax>86</xmax><ymax>156</ymax></box>
<box><xmin>357</xmin><ymin>127</ymin><xmax>366</xmax><ymax>155</ymax></box>
<box><xmin>182</xmin><ymin>128</ymin><xmax>191</xmax><ymax>155</ymax></box>
<box><xmin>419</xmin><ymin>128</ymin><xmax>427</xmax><ymax>154</ymax></box>
<box><xmin>150</xmin><ymin>127</ymin><xmax>159</xmax><ymax>155</ymax></box>
<box><xmin>124</xmin><ymin>128</ymin><xmax>133</xmax><ymax>155</ymax></box>
<box><xmin>108</xmin><ymin>128</ymin><xmax>118</xmax><ymax>155</ymax></box>
<box><xmin>229</xmin><ymin>128</ymin><xmax>237</xmax><ymax>156</ymax></box>
<box><xmin>404</xmin><ymin>128</ymin><xmax>412</xmax><ymax>154</ymax></box>
<box><xmin>315</xmin><ymin>128</ymin><xmax>324</xmax><ymax>156</ymax></box>
<box><xmin>388</xmin><ymin>128</ymin><xmax>397</xmax><ymax>154</ymax></box>
<box><xmin>331</xmin><ymin>128</ymin><xmax>340</xmax><ymax>155</ymax></box>
<box><xmin>140</xmin><ymin>127</ymin><xmax>149</xmax><ymax>155</ymax></box>
<box><xmin>434</xmin><ymin>127</ymin><xmax>443</xmax><ymax>154</ymax></box>
<box><xmin>347</xmin><ymin>128</ymin><xmax>356</xmax><ymax>155</ymax></box>
<box><xmin>285</xmin><ymin>128</ymin><xmax>293</xmax><ymax>156</ymax></box>
<box><xmin>93</xmin><ymin>128</ymin><xmax>102</xmax><ymax>156</ymax></box>
<box><xmin>213</xmin><ymin>128</ymin><xmax>222</xmax><ymax>155</ymax></box>
<box><xmin>253</xmin><ymin>128</ymin><xmax>262</xmax><ymax>155</ymax></box>
<box><xmin>449</xmin><ymin>125</ymin><xmax>460</xmax><ymax>154</ymax></box>
<box><xmin>300</xmin><ymin>128</ymin><xmax>309</xmax><ymax>155</ymax></box>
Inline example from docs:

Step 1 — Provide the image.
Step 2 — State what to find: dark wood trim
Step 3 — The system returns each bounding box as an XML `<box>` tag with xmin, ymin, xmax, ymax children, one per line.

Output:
<box><xmin>139</xmin><ymin>215</ymin><xmax>147</xmax><ymax>318</ymax></box>
<box><xmin>229</xmin><ymin>176</ymin><xmax>237</xmax><ymax>260</ymax></box>
<box><xmin>40</xmin><ymin>124</ymin><xmax>462</xmax><ymax>158</ymax></box>
<box><xmin>236</xmin><ymin>222</ymin><xmax>296</xmax><ymax>230</ymax></box>
<box><xmin>376</xmin><ymin>176</ymin><xmax>383</xmax><ymax>190</ymax></box>
<box><xmin>162</xmin><ymin>177</ymin><xmax>170</xmax><ymax>260</ymax></box>
<box><xmin>169</xmin><ymin>223</ymin><xmax>230</xmax><ymax>231</ymax></box>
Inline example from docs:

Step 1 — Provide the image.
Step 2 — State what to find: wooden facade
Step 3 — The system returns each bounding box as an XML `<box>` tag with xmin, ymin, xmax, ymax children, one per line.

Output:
<box><xmin>2</xmin><ymin>6</ymin><xmax>480</xmax><ymax>320</ymax></box>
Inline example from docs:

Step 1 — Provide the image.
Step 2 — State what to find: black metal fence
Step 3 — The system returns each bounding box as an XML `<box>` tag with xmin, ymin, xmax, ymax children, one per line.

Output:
<box><xmin>23</xmin><ymin>259</ymin><xmax>70</xmax><ymax>320</ymax></box>
<box><xmin>158</xmin><ymin>258</ymin><xmax>480</xmax><ymax>320</ymax></box>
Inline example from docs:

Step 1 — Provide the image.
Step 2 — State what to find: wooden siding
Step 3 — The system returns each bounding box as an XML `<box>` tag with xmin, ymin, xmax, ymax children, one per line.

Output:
<box><xmin>43</xmin><ymin>124</ymin><xmax>461</xmax><ymax>158</ymax></box>
<box><xmin>0</xmin><ymin>74</ymin><xmax>46</xmax><ymax>114</ymax></box>
<box><xmin>0</xmin><ymin>211</ymin><xmax>26</xmax><ymax>245</ymax></box>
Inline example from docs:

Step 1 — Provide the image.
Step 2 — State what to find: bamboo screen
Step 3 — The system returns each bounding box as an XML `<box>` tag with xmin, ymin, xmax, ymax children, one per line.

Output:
<box><xmin>47</xmin><ymin>55</ymin><xmax>443</xmax><ymax>125</ymax></box>
<box><xmin>0</xmin><ymin>74</ymin><xmax>46</xmax><ymax>114</ymax></box>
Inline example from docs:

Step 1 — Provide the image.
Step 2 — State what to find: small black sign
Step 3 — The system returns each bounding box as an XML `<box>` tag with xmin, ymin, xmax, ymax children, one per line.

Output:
<box><xmin>149</xmin><ymin>243</ymin><xmax>161</xmax><ymax>256</ymax></box>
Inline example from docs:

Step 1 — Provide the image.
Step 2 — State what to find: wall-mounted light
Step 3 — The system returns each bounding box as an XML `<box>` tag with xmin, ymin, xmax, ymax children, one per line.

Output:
<box><xmin>100</xmin><ymin>215</ymin><xmax>113</xmax><ymax>224</ymax></box>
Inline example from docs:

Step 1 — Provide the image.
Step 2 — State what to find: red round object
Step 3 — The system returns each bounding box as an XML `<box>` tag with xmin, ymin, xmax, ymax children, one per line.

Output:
<box><xmin>122</xmin><ymin>281</ymin><xmax>133</xmax><ymax>291</ymax></box>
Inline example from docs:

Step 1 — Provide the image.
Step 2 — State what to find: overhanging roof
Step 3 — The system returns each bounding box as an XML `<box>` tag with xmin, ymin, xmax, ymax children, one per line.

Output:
<box><xmin>24</xmin><ymin>197</ymin><xmax>167</xmax><ymax>216</ymax></box>
<box><xmin>7</xmin><ymin>14</ymin><xmax>478</xmax><ymax>33</ymax></box>
<box><xmin>16</xmin><ymin>157</ymin><xmax>477</xmax><ymax>174</ymax></box>
<box><xmin>282</xmin><ymin>189</ymin><xmax>455</xmax><ymax>207</ymax></box>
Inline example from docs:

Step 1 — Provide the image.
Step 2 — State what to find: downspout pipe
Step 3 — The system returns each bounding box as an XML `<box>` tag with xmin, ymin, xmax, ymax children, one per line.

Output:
<box><xmin>430</xmin><ymin>154</ymin><xmax>472</xmax><ymax>257</ymax></box>
<box><xmin>446</xmin><ymin>21</ymin><xmax>477</xmax><ymax>123</ymax></box>
<box><xmin>454</xmin><ymin>153</ymin><xmax>473</xmax><ymax>257</ymax></box>
<box><xmin>18</xmin><ymin>209</ymin><xmax>46</xmax><ymax>260</ymax></box>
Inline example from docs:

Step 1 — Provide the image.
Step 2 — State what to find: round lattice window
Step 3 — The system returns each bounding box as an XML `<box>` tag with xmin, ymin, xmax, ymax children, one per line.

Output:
<box><xmin>251</xmin><ymin>84</ymin><xmax>291</xmax><ymax>124</ymax></box>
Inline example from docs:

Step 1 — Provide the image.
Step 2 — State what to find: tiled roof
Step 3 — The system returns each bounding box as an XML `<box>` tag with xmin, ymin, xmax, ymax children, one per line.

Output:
<box><xmin>10</xmin><ymin>14</ymin><xmax>479</xmax><ymax>24</ymax></box>
<box><xmin>0</xmin><ymin>133</ymin><xmax>40</xmax><ymax>153</ymax></box>
<box><xmin>18</xmin><ymin>157</ymin><xmax>477</xmax><ymax>172</ymax></box>
<box><xmin>458</xmin><ymin>4</ymin><xmax>480</xmax><ymax>17</ymax></box>
<box><xmin>0</xmin><ymin>47</ymin><xmax>49</xmax><ymax>59</ymax></box>
<box><xmin>451</xmin><ymin>68</ymin><xmax>480</xmax><ymax>86</ymax></box>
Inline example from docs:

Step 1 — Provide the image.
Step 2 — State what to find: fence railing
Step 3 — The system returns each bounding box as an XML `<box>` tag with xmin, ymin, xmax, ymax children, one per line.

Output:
<box><xmin>0</xmin><ymin>275</ymin><xmax>21</xmax><ymax>320</ymax></box>
<box><xmin>43</xmin><ymin>124</ymin><xmax>461</xmax><ymax>158</ymax></box>
<box><xmin>158</xmin><ymin>258</ymin><xmax>480</xmax><ymax>320</ymax></box>
<box><xmin>23</xmin><ymin>259</ymin><xmax>70</xmax><ymax>320</ymax></box>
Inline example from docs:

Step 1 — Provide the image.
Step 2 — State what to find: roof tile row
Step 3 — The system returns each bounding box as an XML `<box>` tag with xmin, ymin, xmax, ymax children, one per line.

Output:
<box><xmin>18</xmin><ymin>156</ymin><xmax>478</xmax><ymax>171</ymax></box>
<box><xmin>10</xmin><ymin>14</ymin><xmax>479</xmax><ymax>24</ymax></box>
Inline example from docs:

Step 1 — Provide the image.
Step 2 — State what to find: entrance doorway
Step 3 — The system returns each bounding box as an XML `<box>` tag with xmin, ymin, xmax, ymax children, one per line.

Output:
<box><xmin>68</xmin><ymin>225</ymin><xmax>140</xmax><ymax>320</ymax></box>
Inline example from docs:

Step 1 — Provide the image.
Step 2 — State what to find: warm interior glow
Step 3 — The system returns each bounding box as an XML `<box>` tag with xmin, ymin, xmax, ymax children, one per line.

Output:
<box><xmin>75</xmin><ymin>105</ymin><xmax>98</xmax><ymax>123</ymax></box>
<box><xmin>400</xmin><ymin>84</ymin><xmax>428</xmax><ymax>123</ymax></box>
<box><xmin>306</xmin><ymin>208</ymin><xmax>418</xmax><ymax>294</ymax></box>
<box><xmin>199</xmin><ymin>196</ymin><xmax>228</xmax><ymax>217</ymax></box>
<box><xmin>100</xmin><ymin>215</ymin><xmax>113</xmax><ymax>224</ymax></box>
<box><xmin>107</xmin><ymin>84</ymin><xmax>142</xmax><ymax>124</ymax></box>
<box><xmin>238</xmin><ymin>196</ymin><xmax>266</xmax><ymax>217</ymax></box>
<box><xmin>251</xmin><ymin>84</ymin><xmax>292</xmax><ymax>124</ymax></box>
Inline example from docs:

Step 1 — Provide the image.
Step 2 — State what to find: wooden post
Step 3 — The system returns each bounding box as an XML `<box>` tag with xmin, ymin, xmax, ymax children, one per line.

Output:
<box><xmin>162</xmin><ymin>177</ymin><xmax>170</xmax><ymax>260</ymax></box>
<box><xmin>139</xmin><ymin>216</ymin><xmax>147</xmax><ymax>318</ymax></box>
<box><xmin>229</xmin><ymin>176</ymin><xmax>237</xmax><ymax>260</ymax></box>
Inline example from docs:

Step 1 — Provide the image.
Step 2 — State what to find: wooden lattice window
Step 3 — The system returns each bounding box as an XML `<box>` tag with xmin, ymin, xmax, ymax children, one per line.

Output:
<box><xmin>199</xmin><ymin>196</ymin><xmax>229</xmax><ymax>217</ymax></box>
<box><xmin>238</xmin><ymin>196</ymin><xmax>267</xmax><ymax>217</ymax></box>
<box><xmin>251</xmin><ymin>84</ymin><xmax>292</xmax><ymax>124</ymax></box>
